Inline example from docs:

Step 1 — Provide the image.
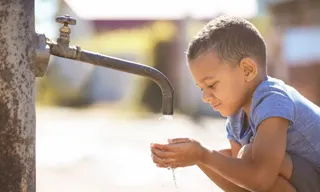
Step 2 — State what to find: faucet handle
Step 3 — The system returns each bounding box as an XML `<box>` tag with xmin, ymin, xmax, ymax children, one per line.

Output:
<box><xmin>55</xmin><ymin>15</ymin><xmax>76</xmax><ymax>46</ymax></box>
<box><xmin>55</xmin><ymin>15</ymin><xmax>77</xmax><ymax>26</ymax></box>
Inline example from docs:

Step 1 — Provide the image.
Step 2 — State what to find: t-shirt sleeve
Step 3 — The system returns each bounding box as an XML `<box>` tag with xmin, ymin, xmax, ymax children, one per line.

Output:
<box><xmin>252</xmin><ymin>91</ymin><xmax>295</xmax><ymax>129</ymax></box>
<box><xmin>225</xmin><ymin>118</ymin><xmax>238</xmax><ymax>142</ymax></box>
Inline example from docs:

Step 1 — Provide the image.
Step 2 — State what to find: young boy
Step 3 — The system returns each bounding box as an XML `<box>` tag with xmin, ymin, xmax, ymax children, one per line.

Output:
<box><xmin>150</xmin><ymin>15</ymin><xmax>320</xmax><ymax>192</ymax></box>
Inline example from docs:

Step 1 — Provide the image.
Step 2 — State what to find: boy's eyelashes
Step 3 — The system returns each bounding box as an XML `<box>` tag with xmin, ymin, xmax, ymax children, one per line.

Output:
<box><xmin>199</xmin><ymin>82</ymin><xmax>218</xmax><ymax>91</ymax></box>
<box><xmin>208</xmin><ymin>82</ymin><xmax>218</xmax><ymax>89</ymax></box>
<box><xmin>208</xmin><ymin>84</ymin><xmax>216</xmax><ymax>89</ymax></box>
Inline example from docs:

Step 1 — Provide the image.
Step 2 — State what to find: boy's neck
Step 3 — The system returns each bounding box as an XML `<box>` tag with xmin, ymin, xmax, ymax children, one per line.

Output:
<box><xmin>242</xmin><ymin>73</ymin><xmax>267</xmax><ymax>117</ymax></box>
<box><xmin>242</xmin><ymin>101</ymin><xmax>252</xmax><ymax>119</ymax></box>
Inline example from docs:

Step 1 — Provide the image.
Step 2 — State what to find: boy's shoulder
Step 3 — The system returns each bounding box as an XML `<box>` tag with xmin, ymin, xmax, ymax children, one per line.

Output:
<box><xmin>226</xmin><ymin>77</ymin><xmax>289</xmax><ymax>122</ymax></box>
<box><xmin>226</xmin><ymin>76</ymin><xmax>296</xmax><ymax>144</ymax></box>
<box><xmin>249</xmin><ymin>76</ymin><xmax>296</xmax><ymax>127</ymax></box>
<box><xmin>252</xmin><ymin>76</ymin><xmax>291</xmax><ymax>102</ymax></box>
<box><xmin>227</xmin><ymin>76</ymin><xmax>296</xmax><ymax>129</ymax></box>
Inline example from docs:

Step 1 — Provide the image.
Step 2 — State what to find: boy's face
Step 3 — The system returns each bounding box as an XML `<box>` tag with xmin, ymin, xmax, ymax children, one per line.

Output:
<box><xmin>189</xmin><ymin>52</ymin><xmax>251</xmax><ymax>117</ymax></box>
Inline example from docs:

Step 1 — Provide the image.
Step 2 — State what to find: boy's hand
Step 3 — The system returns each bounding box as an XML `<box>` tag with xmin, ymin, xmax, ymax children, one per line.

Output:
<box><xmin>150</xmin><ymin>138</ymin><xmax>208</xmax><ymax>168</ymax></box>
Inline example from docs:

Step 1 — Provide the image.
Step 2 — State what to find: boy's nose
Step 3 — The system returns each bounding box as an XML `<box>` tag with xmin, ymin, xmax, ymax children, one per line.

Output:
<box><xmin>202</xmin><ymin>91</ymin><xmax>213</xmax><ymax>103</ymax></box>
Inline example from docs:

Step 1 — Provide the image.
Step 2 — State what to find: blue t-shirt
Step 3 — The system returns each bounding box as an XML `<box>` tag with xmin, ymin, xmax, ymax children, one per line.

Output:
<box><xmin>226</xmin><ymin>76</ymin><xmax>320</xmax><ymax>167</ymax></box>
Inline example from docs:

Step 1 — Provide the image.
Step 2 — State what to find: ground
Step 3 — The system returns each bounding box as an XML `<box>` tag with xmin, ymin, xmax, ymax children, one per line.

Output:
<box><xmin>36</xmin><ymin>106</ymin><xmax>228</xmax><ymax>192</ymax></box>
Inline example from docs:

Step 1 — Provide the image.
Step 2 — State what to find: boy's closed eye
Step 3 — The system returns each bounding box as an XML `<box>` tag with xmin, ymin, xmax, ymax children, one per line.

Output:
<box><xmin>205</xmin><ymin>82</ymin><xmax>218</xmax><ymax>90</ymax></box>
<box><xmin>208</xmin><ymin>82</ymin><xmax>218</xmax><ymax>89</ymax></box>
<box><xmin>197</xmin><ymin>82</ymin><xmax>218</xmax><ymax>91</ymax></box>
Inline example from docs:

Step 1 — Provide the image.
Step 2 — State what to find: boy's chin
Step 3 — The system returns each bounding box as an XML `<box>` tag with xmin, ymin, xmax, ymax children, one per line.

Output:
<box><xmin>216</xmin><ymin>109</ymin><xmax>236</xmax><ymax>117</ymax></box>
<box><xmin>218</xmin><ymin>112</ymin><xmax>229</xmax><ymax>117</ymax></box>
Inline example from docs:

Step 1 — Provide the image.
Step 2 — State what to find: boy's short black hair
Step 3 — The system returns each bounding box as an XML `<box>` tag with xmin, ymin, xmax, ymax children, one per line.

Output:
<box><xmin>186</xmin><ymin>15</ymin><xmax>266</xmax><ymax>68</ymax></box>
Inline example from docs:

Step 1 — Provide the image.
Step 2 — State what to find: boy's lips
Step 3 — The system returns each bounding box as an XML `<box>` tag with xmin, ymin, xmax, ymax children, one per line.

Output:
<box><xmin>211</xmin><ymin>103</ymin><xmax>221</xmax><ymax>109</ymax></box>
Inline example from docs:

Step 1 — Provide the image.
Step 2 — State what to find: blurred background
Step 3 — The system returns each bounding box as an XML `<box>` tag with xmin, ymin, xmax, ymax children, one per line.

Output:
<box><xmin>34</xmin><ymin>0</ymin><xmax>320</xmax><ymax>191</ymax></box>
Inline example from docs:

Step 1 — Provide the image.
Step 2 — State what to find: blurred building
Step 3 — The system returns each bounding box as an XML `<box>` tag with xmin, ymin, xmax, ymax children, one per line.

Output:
<box><xmin>263</xmin><ymin>0</ymin><xmax>320</xmax><ymax>106</ymax></box>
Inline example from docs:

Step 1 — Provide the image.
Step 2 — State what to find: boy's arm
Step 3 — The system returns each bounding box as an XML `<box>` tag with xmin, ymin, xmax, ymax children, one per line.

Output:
<box><xmin>197</xmin><ymin>140</ymin><xmax>249</xmax><ymax>192</ymax></box>
<box><xmin>199</xmin><ymin>117</ymin><xmax>288</xmax><ymax>192</ymax></box>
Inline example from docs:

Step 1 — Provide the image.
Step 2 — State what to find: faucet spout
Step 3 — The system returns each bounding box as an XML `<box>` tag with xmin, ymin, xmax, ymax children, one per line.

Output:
<box><xmin>81</xmin><ymin>50</ymin><xmax>174</xmax><ymax>115</ymax></box>
<box><xmin>48</xmin><ymin>43</ymin><xmax>174</xmax><ymax>115</ymax></box>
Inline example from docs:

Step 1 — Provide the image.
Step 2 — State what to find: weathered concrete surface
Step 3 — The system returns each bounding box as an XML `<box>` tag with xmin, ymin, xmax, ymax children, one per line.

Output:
<box><xmin>0</xmin><ymin>0</ymin><xmax>36</xmax><ymax>191</ymax></box>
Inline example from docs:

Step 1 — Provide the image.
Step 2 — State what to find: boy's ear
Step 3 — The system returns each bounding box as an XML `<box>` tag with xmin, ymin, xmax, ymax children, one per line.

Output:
<box><xmin>239</xmin><ymin>58</ymin><xmax>258</xmax><ymax>82</ymax></box>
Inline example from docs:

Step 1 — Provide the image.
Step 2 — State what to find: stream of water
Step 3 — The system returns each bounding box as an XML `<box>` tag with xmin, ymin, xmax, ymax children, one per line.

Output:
<box><xmin>159</xmin><ymin>115</ymin><xmax>178</xmax><ymax>191</ymax></box>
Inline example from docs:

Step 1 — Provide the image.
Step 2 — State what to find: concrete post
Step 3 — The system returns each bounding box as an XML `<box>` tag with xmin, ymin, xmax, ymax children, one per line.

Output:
<box><xmin>0</xmin><ymin>0</ymin><xmax>36</xmax><ymax>191</ymax></box>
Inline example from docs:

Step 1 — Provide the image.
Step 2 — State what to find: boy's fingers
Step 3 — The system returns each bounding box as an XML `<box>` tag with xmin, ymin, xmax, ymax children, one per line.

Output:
<box><xmin>151</xmin><ymin>152</ymin><xmax>165</xmax><ymax>164</ymax></box>
<box><xmin>151</xmin><ymin>151</ymin><xmax>182</xmax><ymax>168</ymax></box>
<box><xmin>170</xmin><ymin>163</ymin><xmax>183</xmax><ymax>169</ymax></box>
<box><xmin>151</xmin><ymin>143</ymin><xmax>173</xmax><ymax>151</ymax></box>
<box><xmin>157</xmin><ymin>164</ymin><xmax>169</xmax><ymax>168</ymax></box>
<box><xmin>151</xmin><ymin>151</ymin><xmax>176</xmax><ymax>165</ymax></box>
<box><xmin>168</xmin><ymin>138</ymin><xmax>190</xmax><ymax>144</ymax></box>
<box><xmin>161</xmin><ymin>163</ymin><xmax>183</xmax><ymax>169</ymax></box>
<box><xmin>151</xmin><ymin>147</ymin><xmax>176</xmax><ymax>159</ymax></box>
<box><xmin>156</xmin><ymin>163</ymin><xmax>167</xmax><ymax>168</ymax></box>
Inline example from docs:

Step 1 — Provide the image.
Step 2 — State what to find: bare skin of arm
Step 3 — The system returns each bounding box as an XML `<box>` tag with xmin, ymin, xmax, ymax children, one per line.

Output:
<box><xmin>198</xmin><ymin>139</ymin><xmax>294</xmax><ymax>192</ymax></box>
<box><xmin>199</xmin><ymin>117</ymin><xmax>294</xmax><ymax>191</ymax></box>
<box><xmin>197</xmin><ymin>140</ymin><xmax>249</xmax><ymax>192</ymax></box>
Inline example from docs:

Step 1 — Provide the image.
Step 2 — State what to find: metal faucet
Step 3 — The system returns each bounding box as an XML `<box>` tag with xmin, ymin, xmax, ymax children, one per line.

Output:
<box><xmin>41</xmin><ymin>15</ymin><xmax>174</xmax><ymax>115</ymax></box>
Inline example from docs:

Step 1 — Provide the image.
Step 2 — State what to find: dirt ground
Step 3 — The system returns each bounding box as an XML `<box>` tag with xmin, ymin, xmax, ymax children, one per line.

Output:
<box><xmin>36</xmin><ymin>107</ymin><xmax>228</xmax><ymax>192</ymax></box>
